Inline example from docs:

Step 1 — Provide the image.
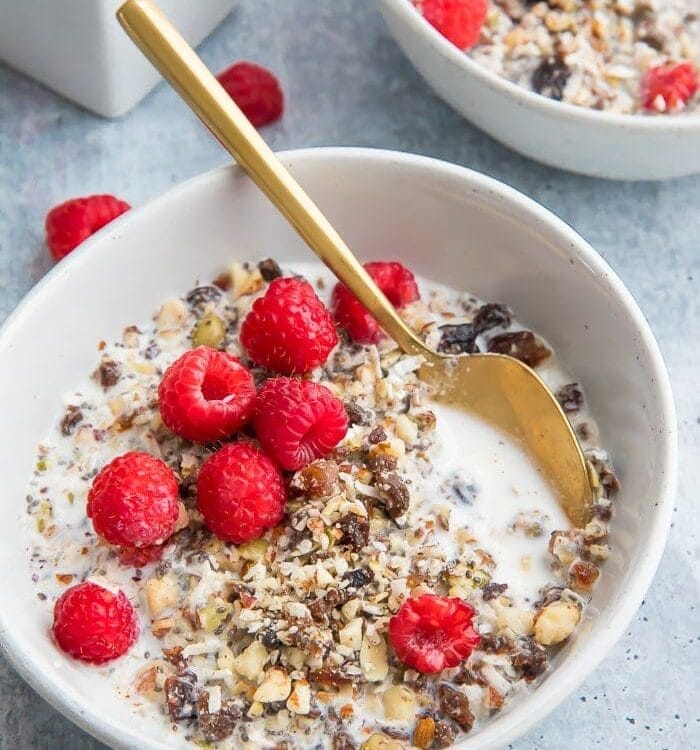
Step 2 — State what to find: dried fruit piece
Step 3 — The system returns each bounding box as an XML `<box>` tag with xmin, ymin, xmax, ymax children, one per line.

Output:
<box><xmin>532</xmin><ymin>56</ymin><xmax>571</xmax><ymax>100</ymax></box>
<box><xmin>438</xmin><ymin>323</ymin><xmax>478</xmax><ymax>354</ymax></box>
<box><xmin>556</xmin><ymin>383</ymin><xmax>584</xmax><ymax>413</ymax></box>
<box><xmin>338</xmin><ymin>513</ymin><xmax>370</xmax><ymax>551</ymax></box>
<box><xmin>413</xmin><ymin>716</ymin><xmax>436</xmax><ymax>749</ymax></box>
<box><xmin>487</xmin><ymin>330</ymin><xmax>551</xmax><ymax>367</ymax></box>
<box><xmin>437</xmin><ymin>684</ymin><xmax>474</xmax><ymax>732</ymax></box>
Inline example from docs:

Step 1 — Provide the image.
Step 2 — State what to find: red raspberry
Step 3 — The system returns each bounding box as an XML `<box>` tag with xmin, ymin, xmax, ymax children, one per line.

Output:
<box><xmin>253</xmin><ymin>378</ymin><xmax>348</xmax><ymax>471</ymax></box>
<box><xmin>417</xmin><ymin>0</ymin><xmax>488</xmax><ymax>50</ymax></box>
<box><xmin>159</xmin><ymin>347</ymin><xmax>256</xmax><ymax>442</ymax></box>
<box><xmin>45</xmin><ymin>195</ymin><xmax>130</xmax><ymax>261</ymax></box>
<box><xmin>217</xmin><ymin>61</ymin><xmax>284</xmax><ymax>127</ymax></box>
<box><xmin>197</xmin><ymin>442</ymin><xmax>286</xmax><ymax>543</ymax></box>
<box><xmin>389</xmin><ymin>594</ymin><xmax>480</xmax><ymax>673</ymax></box>
<box><xmin>241</xmin><ymin>277</ymin><xmax>338</xmax><ymax>373</ymax></box>
<box><xmin>87</xmin><ymin>451</ymin><xmax>180</xmax><ymax>548</ymax></box>
<box><xmin>641</xmin><ymin>61</ymin><xmax>699</xmax><ymax>112</ymax></box>
<box><xmin>52</xmin><ymin>581</ymin><xmax>138</xmax><ymax>664</ymax></box>
<box><xmin>331</xmin><ymin>261</ymin><xmax>420</xmax><ymax>344</ymax></box>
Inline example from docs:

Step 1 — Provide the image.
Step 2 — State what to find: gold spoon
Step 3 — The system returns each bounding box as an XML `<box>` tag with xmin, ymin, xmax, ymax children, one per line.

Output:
<box><xmin>117</xmin><ymin>0</ymin><xmax>593</xmax><ymax>527</ymax></box>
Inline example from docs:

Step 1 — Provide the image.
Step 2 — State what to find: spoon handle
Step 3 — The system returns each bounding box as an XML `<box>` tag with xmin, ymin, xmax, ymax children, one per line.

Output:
<box><xmin>117</xmin><ymin>0</ymin><xmax>425</xmax><ymax>356</ymax></box>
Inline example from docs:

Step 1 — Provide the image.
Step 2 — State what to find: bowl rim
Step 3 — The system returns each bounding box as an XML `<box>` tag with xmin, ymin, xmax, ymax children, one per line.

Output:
<box><xmin>0</xmin><ymin>147</ymin><xmax>678</xmax><ymax>750</ymax></box>
<box><xmin>378</xmin><ymin>0</ymin><xmax>700</xmax><ymax>132</ymax></box>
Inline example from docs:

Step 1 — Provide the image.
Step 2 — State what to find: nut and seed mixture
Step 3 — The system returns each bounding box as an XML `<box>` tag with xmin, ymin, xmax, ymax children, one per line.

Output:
<box><xmin>471</xmin><ymin>0</ymin><xmax>700</xmax><ymax>113</ymax></box>
<box><xmin>25</xmin><ymin>260</ymin><xmax>618</xmax><ymax>749</ymax></box>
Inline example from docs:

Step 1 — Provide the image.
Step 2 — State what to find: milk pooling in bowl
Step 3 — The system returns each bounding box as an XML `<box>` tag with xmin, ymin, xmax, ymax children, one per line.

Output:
<box><xmin>23</xmin><ymin>259</ymin><xmax>617</xmax><ymax>749</ymax></box>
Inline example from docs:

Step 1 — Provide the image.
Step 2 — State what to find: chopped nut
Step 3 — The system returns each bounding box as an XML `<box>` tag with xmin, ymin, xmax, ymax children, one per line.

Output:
<box><xmin>339</xmin><ymin>618</ymin><xmax>363</xmax><ymax>650</ymax></box>
<box><xmin>382</xmin><ymin>685</ymin><xmax>416</xmax><ymax>721</ymax></box>
<box><xmin>145</xmin><ymin>575</ymin><xmax>179</xmax><ymax>618</ymax></box>
<box><xmin>533</xmin><ymin>600</ymin><xmax>581</xmax><ymax>645</ymax></box>
<box><xmin>360</xmin><ymin>631</ymin><xmax>389</xmax><ymax>682</ymax></box>
<box><xmin>286</xmin><ymin>679</ymin><xmax>311</xmax><ymax>715</ymax></box>
<box><xmin>234</xmin><ymin>640</ymin><xmax>269</xmax><ymax>680</ymax></box>
<box><xmin>155</xmin><ymin>297</ymin><xmax>188</xmax><ymax>332</ymax></box>
<box><xmin>253</xmin><ymin>667</ymin><xmax>292</xmax><ymax>703</ymax></box>
<box><xmin>333</xmin><ymin>733</ymin><xmax>357</xmax><ymax>750</ymax></box>
<box><xmin>413</xmin><ymin>716</ymin><xmax>436</xmax><ymax>749</ymax></box>
<box><xmin>151</xmin><ymin>617</ymin><xmax>175</xmax><ymax>638</ymax></box>
<box><xmin>360</xmin><ymin>734</ymin><xmax>403</xmax><ymax>750</ymax></box>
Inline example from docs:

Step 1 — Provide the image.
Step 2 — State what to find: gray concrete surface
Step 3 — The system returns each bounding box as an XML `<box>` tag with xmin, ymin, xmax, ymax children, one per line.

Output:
<box><xmin>0</xmin><ymin>1</ymin><xmax>697</xmax><ymax>748</ymax></box>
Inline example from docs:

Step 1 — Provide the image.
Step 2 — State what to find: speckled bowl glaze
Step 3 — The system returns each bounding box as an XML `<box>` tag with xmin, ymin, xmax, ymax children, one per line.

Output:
<box><xmin>0</xmin><ymin>149</ymin><xmax>676</xmax><ymax>749</ymax></box>
<box><xmin>377</xmin><ymin>0</ymin><xmax>700</xmax><ymax>180</ymax></box>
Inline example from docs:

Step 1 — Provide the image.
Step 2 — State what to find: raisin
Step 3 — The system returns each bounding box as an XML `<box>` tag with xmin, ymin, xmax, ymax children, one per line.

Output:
<box><xmin>197</xmin><ymin>693</ymin><xmax>240</xmax><ymax>741</ymax></box>
<box><xmin>345</xmin><ymin>401</ymin><xmax>371</xmax><ymax>426</ymax></box>
<box><xmin>343</xmin><ymin>567</ymin><xmax>375</xmax><ymax>589</ymax></box>
<box><xmin>556</xmin><ymin>383</ymin><xmax>584</xmax><ymax>413</ymax></box>
<box><xmin>487</xmin><ymin>331</ymin><xmax>551</xmax><ymax>367</ymax></box>
<box><xmin>309</xmin><ymin>588</ymin><xmax>349</xmax><ymax>621</ymax></box>
<box><xmin>568</xmin><ymin>560</ymin><xmax>600</xmax><ymax>592</ymax></box>
<box><xmin>186</xmin><ymin>285</ymin><xmax>222</xmax><ymax>310</ymax></box>
<box><xmin>433</xmin><ymin>719</ymin><xmax>457</xmax><ymax>748</ymax></box>
<box><xmin>144</xmin><ymin>342</ymin><xmax>161</xmax><ymax>360</ymax></box>
<box><xmin>473</xmin><ymin>302</ymin><xmax>511</xmax><ymax>333</ymax></box>
<box><xmin>532</xmin><ymin>56</ymin><xmax>571</xmax><ymax>101</ymax></box>
<box><xmin>96</xmin><ymin>358</ymin><xmax>120</xmax><ymax>388</ymax></box>
<box><xmin>60</xmin><ymin>405</ymin><xmax>83</xmax><ymax>436</ymax></box>
<box><xmin>592</xmin><ymin>501</ymin><xmax>613</xmax><ymax>521</ymax></box>
<box><xmin>479</xmin><ymin>633</ymin><xmax>513</xmax><ymax>653</ymax></box>
<box><xmin>600</xmin><ymin>467</ymin><xmax>620</xmax><ymax>495</ymax></box>
<box><xmin>377</xmin><ymin>472</ymin><xmax>410</xmax><ymax>518</ymax></box>
<box><xmin>259</xmin><ymin>626</ymin><xmax>281</xmax><ymax>649</ymax></box>
<box><xmin>212</xmin><ymin>271</ymin><xmax>232</xmax><ymax>291</ymax></box>
<box><xmin>512</xmin><ymin>639</ymin><xmax>548</xmax><ymax>681</ymax></box>
<box><xmin>333</xmin><ymin>732</ymin><xmax>356</xmax><ymax>750</ymax></box>
<box><xmin>481</xmin><ymin>582</ymin><xmax>508</xmax><ymax>601</ymax></box>
<box><xmin>164</xmin><ymin>671</ymin><xmax>198</xmax><ymax>721</ymax></box>
<box><xmin>367</xmin><ymin>426</ymin><xmax>387</xmax><ymax>444</ymax></box>
<box><xmin>638</xmin><ymin>32</ymin><xmax>664</xmax><ymax>50</ymax></box>
<box><xmin>299</xmin><ymin>460</ymin><xmax>339</xmax><ymax>497</ymax></box>
<box><xmin>337</xmin><ymin>514</ymin><xmax>370</xmax><ymax>551</ymax></box>
<box><xmin>258</xmin><ymin>258</ymin><xmax>283</xmax><ymax>281</ymax></box>
<box><xmin>438</xmin><ymin>323</ymin><xmax>478</xmax><ymax>354</ymax></box>
<box><xmin>437</xmin><ymin>684</ymin><xmax>474</xmax><ymax>732</ymax></box>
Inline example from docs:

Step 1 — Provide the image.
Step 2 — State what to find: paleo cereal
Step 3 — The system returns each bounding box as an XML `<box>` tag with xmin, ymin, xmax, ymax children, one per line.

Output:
<box><xmin>414</xmin><ymin>0</ymin><xmax>700</xmax><ymax>114</ymax></box>
<box><xmin>25</xmin><ymin>259</ymin><xmax>618</xmax><ymax>749</ymax></box>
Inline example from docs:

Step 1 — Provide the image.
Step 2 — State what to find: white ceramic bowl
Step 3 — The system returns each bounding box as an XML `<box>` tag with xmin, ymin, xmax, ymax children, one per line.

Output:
<box><xmin>0</xmin><ymin>148</ymin><xmax>676</xmax><ymax>749</ymax></box>
<box><xmin>377</xmin><ymin>0</ymin><xmax>700</xmax><ymax>180</ymax></box>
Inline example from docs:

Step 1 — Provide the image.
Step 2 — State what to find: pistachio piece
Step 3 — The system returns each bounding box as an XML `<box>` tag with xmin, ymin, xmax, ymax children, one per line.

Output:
<box><xmin>191</xmin><ymin>312</ymin><xmax>226</xmax><ymax>349</ymax></box>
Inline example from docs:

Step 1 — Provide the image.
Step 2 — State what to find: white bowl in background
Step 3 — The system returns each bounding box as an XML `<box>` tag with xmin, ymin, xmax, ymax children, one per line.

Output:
<box><xmin>0</xmin><ymin>0</ymin><xmax>235</xmax><ymax>117</ymax></box>
<box><xmin>0</xmin><ymin>149</ymin><xmax>676</xmax><ymax>749</ymax></box>
<box><xmin>377</xmin><ymin>0</ymin><xmax>700</xmax><ymax>180</ymax></box>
